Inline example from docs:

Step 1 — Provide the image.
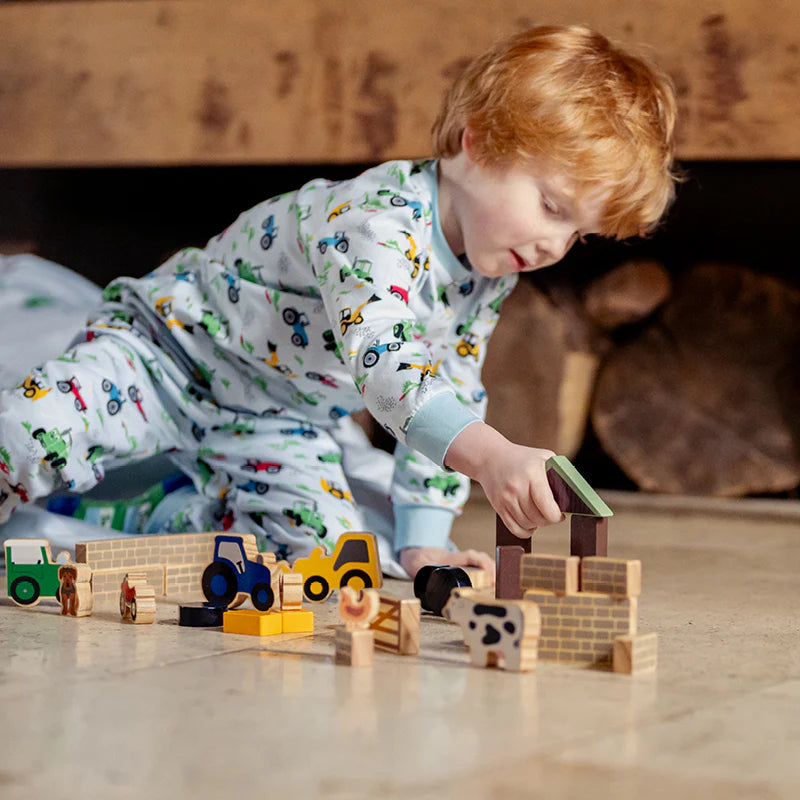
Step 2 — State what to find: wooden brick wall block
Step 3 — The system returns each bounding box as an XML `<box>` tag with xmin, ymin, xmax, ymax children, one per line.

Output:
<box><xmin>520</xmin><ymin>553</ymin><xmax>580</xmax><ymax>596</ymax></box>
<box><xmin>334</xmin><ymin>627</ymin><xmax>374</xmax><ymax>667</ymax></box>
<box><xmin>570</xmin><ymin>516</ymin><xmax>609</xmax><ymax>559</ymax></box>
<box><xmin>582</xmin><ymin>557</ymin><xmax>641</xmax><ymax>598</ymax></box>
<box><xmin>91</xmin><ymin>565</ymin><xmax>165</xmax><ymax>600</ymax></box>
<box><xmin>370</xmin><ymin>594</ymin><xmax>420</xmax><ymax>655</ymax></box>
<box><xmin>524</xmin><ymin>589</ymin><xmax>638</xmax><ymax>667</ymax></box>
<box><xmin>614</xmin><ymin>633</ymin><xmax>658</xmax><ymax>674</ymax></box>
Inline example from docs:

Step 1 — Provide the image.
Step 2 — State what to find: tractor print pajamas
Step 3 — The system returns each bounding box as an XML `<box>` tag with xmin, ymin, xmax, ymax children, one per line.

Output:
<box><xmin>0</xmin><ymin>160</ymin><xmax>517</xmax><ymax>563</ymax></box>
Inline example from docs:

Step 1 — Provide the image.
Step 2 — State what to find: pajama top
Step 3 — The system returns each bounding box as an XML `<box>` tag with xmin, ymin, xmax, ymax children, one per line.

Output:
<box><xmin>99</xmin><ymin>159</ymin><xmax>517</xmax><ymax>551</ymax></box>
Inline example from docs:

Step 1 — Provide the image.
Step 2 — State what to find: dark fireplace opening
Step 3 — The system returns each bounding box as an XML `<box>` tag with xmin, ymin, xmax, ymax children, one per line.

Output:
<box><xmin>1</xmin><ymin>161</ymin><xmax>797</xmax><ymax>497</ymax></box>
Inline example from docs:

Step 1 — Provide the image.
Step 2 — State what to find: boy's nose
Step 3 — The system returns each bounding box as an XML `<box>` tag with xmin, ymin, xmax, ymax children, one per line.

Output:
<box><xmin>539</xmin><ymin>230</ymin><xmax>577</xmax><ymax>265</ymax></box>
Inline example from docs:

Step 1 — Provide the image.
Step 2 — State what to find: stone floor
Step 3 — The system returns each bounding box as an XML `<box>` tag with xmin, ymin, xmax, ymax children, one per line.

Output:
<box><xmin>1</xmin><ymin>491</ymin><xmax>798</xmax><ymax>799</ymax></box>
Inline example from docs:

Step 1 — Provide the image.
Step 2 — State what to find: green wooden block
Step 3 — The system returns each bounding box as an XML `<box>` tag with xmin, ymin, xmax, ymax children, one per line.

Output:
<box><xmin>545</xmin><ymin>455</ymin><xmax>613</xmax><ymax>517</ymax></box>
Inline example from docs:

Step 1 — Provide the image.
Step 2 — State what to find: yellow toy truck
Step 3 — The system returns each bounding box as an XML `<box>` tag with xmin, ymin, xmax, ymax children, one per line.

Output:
<box><xmin>292</xmin><ymin>532</ymin><xmax>382</xmax><ymax>602</ymax></box>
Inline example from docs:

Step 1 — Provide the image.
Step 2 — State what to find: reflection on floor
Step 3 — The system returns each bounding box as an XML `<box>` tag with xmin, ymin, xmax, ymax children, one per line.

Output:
<box><xmin>1</xmin><ymin>492</ymin><xmax>798</xmax><ymax>799</ymax></box>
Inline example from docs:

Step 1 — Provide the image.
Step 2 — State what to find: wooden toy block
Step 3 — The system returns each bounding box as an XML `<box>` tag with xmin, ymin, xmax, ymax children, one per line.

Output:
<box><xmin>280</xmin><ymin>609</ymin><xmax>314</xmax><ymax>633</ymax></box>
<box><xmin>524</xmin><ymin>589</ymin><xmax>637</xmax><ymax>668</ymax></box>
<box><xmin>582</xmin><ymin>557</ymin><xmax>641</xmax><ymax>598</ymax></box>
<box><xmin>495</xmin><ymin>545</ymin><xmax>525</xmax><ymax>600</ymax></box>
<box><xmin>179</xmin><ymin>602</ymin><xmax>226</xmax><ymax>627</ymax></box>
<box><xmin>119</xmin><ymin>572</ymin><xmax>156</xmax><ymax>624</ymax></box>
<box><xmin>413</xmin><ymin>564</ymin><xmax>472</xmax><ymax>615</ymax></box>
<box><xmin>257</xmin><ymin>552</ymin><xmax>277</xmax><ymax>567</ymax></box>
<box><xmin>520</xmin><ymin>553</ymin><xmax>580</xmax><ymax>596</ymax></box>
<box><xmin>334</xmin><ymin>627</ymin><xmax>374</xmax><ymax>667</ymax></box>
<box><xmin>280</xmin><ymin>572</ymin><xmax>304</xmax><ymax>611</ymax></box>
<box><xmin>570</xmin><ymin>515</ymin><xmax>609</xmax><ymax>559</ymax></box>
<box><xmin>614</xmin><ymin>632</ymin><xmax>658</xmax><ymax>674</ymax></box>
<box><xmin>92</xmin><ymin>565</ymin><xmax>166</xmax><ymax>599</ymax></box>
<box><xmin>74</xmin><ymin>531</ymin><xmax>258</xmax><ymax>600</ymax></box>
<box><xmin>370</xmin><ymin>594</ymin><xmax>421</xmax><ymax>655</ymax></box>
<box><xmin>58</xmin><ymin>562</ymin><xmax>93</xmax><ymax>617</ymax></box>
<box><xmin>223</xmin><ymin>609</ymin><xmax>283</xmax><ymax>636</ymax></box>
<box><xmin>443</xmin><ymin>589</ymin><xmax>541</xmax><ymax>672</ymax></box>
<box><xmin>545</xmin><ymin>455</ymin><xmax>613</xmax><ymax>517</ymax></box>
<box><xmin>496</xmin><ymin>515</ymin><xmax>531</xmax><ymax>553</ymax></box>
<box><xmin>338</xmin><ymin>586</ymin><xmax>380</xmax><ymax>630</ymax></box>
<box><xmin>461</xmin><ymin>566</ymin><xmax>493</xmax><ymax>591</ymax></box>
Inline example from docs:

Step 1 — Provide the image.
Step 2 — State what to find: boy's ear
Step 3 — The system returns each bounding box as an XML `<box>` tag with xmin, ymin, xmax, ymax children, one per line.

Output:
<box><xmin>461</xmin><ymin>127</ymin><xmax>478</xmax><ymax>163</ymax></box>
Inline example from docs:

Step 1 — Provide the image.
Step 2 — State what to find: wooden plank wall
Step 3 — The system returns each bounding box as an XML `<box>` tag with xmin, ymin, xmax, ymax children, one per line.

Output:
<box><xmin>0</xmin><ymin>0</ymin><xmax>798</xmax><ymax>165</ymax></box>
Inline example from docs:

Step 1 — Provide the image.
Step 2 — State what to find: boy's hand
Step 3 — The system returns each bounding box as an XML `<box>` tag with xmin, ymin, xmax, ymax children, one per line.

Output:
<box><xmin>445</xmin><ymin>422</ymin><xmax>564</xmax><ymax>538</ymax></box>
<box><xmin>399</xmin><ymin>546</ymin><xmax>495</xmax><ymax>583</ymax></box>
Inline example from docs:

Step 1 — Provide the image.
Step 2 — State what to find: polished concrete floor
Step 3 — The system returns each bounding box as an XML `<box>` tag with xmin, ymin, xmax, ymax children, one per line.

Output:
<box><xmin>1</xmin><ymin>492</ymin><xmax>799</xmax><ymax>799</ymax></box>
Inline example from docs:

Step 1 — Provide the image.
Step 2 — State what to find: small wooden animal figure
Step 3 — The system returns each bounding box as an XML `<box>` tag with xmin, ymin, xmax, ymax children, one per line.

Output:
<box><xmin>443</xmin><ymin>588</ymin><xmax>541</xmax><ymax>672</ymax></box>
<box><xmin>57</xmin><ymin>563</ymin><xmax>93</xmax><ymax>617</ymax></box>
<box><xmin>337</xmin><ymin>586</ymin><xmax>380</xmax><ymax>631</ymax></box>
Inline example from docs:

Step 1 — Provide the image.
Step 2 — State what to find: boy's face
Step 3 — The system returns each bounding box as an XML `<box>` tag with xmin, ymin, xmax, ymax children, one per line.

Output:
<box><xmin>444</xmin><ymin>143</ymin><xmax>608</xmax><ymax>279</ymax></box>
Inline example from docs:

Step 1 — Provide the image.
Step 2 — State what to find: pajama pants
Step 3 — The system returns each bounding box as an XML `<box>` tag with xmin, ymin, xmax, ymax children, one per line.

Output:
<box><xmin>0</xmin><ymin>330</ymin><xmax>402</xmax><ymax>569</ymax></box>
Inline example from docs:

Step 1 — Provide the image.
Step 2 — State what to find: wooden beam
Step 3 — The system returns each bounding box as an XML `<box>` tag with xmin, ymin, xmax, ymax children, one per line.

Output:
<box><xmin>1</xmin><ymin>1</ymin><xmax>798</xmax><ymax>165</ymax></box>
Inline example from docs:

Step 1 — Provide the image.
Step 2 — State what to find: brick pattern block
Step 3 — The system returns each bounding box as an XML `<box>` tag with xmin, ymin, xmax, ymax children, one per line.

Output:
<box><xmin>613</xmin><ymin>632</ymin><xmax>658</xmax><ymax>674</ymax></box>
<box><xmin>520</xmin><ymin>554</ymin><xmax>580</xmax><ymax>596</ymax></box>
<box><xmin>581</xmin><ymin>557</ymin><xmax>641</xmax><ymax>598</ymax></box>
<box><xmin>75</xmin><ymin>532</ymin><xmax>258</xmax><ymax>600</ymax></box>
<box><xmin>525</xmin><ymin>589</ymin><xmax>638</xmax><ymax>667</ymax></box>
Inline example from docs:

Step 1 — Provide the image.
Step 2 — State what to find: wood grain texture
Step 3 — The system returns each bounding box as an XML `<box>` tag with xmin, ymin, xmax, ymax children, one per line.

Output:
<box><xmin>1</xmin><ymin>0</ymin><xmax>798</xmax><ymax>165</ymax></box>
<box><xmin>592</xmin><ymin>264</ymin><xmax>800</xmax><ymax>496</ymax></box>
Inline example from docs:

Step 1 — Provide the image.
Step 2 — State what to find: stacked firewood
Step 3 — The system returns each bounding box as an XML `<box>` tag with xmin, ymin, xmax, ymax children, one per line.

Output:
<box><xmin>483</xmin><ymin>261</ymin><xmax>800</xmax><ymax>498</ymax></box>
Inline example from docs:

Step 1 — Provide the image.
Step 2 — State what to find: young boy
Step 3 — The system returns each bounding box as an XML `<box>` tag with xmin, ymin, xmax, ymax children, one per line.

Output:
<box><xmin>0</xmin><ymin>25</ymin><xmax>677</xmax><ymax>579</ymax></box>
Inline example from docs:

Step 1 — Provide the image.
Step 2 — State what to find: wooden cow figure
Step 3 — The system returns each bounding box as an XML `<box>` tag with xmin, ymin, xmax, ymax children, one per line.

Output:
<box><xmin>443</xmin><ymin>588</ymin><xmax>541</xmax><ymax>672</ymax></box>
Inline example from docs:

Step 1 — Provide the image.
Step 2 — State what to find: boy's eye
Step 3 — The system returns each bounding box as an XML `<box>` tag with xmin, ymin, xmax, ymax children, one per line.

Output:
<box><xmin>542</xmin><ymin>197</ymin><xmax>559</xmax><ymax>215</ymax></box>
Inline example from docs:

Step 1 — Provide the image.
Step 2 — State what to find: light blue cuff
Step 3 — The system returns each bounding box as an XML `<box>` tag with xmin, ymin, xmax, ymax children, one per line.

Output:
<box><xmin>393</xmin><ymin>504</ymin><xmax>456</xmax><ymax>554</ymax></box>
<box><xmin>405</xmin><ymin>392</ymin><xmax>481</xmax><ymax>468</ymax></box>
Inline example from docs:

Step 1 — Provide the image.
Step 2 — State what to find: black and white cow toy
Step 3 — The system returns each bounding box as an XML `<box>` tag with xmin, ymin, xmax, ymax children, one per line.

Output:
<box><xmin>443</xmin><ymin>588</ymin><xmax>541</xmax><ymax>672</ymax></box>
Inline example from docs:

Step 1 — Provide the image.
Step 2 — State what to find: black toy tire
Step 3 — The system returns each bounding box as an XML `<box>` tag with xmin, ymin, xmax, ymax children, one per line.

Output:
<box><xmin>250</xmin><ymin>582</ymin><xmax>275</xmax><ymax>612</ymax></box>
<box><xmin>303</xmin><ymin>575</ymin><xmax>330</xmax><ymax>603</ymax></box>
<box><xmin>10</xmin><ymin>576</ymin><xmax>40</xmax><ymax>606</ymax></box>
<box><xmin>178</xmin><ymin>602</ymin><xmax>226</xmax><ymax>627</ymax></box>
<box><xmin>201</xmin><ymin>562</ymin><xmax>239</xmax><ymax>607</ymax></box>
<box><xmin>340</xmin><ymin>569</ymin><xmax>372</xmax><ymax>592</ymax></box>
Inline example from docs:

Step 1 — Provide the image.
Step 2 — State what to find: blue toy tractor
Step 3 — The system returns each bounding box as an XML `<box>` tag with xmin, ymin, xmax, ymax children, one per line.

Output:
<box><xmin>201</xmin><ymin>535</ymin><xmax>275</xmax><ymax>611</ymax></box>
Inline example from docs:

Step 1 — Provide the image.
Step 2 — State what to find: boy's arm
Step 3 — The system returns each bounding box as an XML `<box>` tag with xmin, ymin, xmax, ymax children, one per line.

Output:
<box><xmin>305</xmin><ymin>179</ymin><xmax>474</xmax><ymax>456</ymax></box>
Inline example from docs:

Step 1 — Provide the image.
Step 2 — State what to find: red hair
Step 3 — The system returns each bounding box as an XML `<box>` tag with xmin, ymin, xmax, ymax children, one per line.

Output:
<box><xmin>431</xmin><ymin>25</ymin><xmax>679</xmax><ymax>238</ymax></box>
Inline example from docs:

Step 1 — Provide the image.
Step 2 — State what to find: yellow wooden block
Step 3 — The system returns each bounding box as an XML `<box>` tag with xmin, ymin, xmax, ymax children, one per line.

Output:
<box><xmin>280</xmin><ymin>609</ymin><xmax>314</xmax><ymax>633</ymax></box>
<box><xmin>223</xmin><ymin>609</ymin><xmax>282</xmax><ymax>637</ymax></box>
